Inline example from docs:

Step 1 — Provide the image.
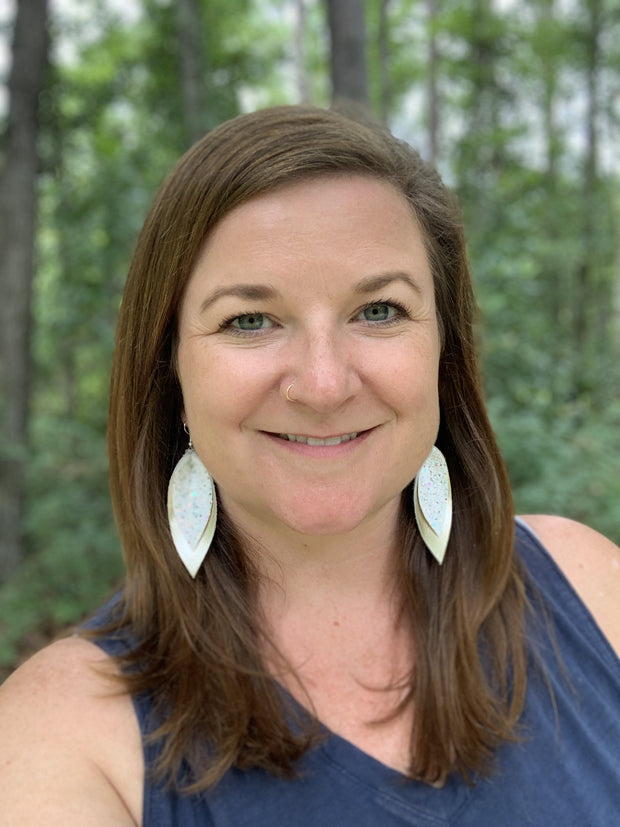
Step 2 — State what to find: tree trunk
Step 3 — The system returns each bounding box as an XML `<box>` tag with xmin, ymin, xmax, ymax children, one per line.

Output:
<box><xmin>574</xmin><ymin>0</ymin><xmax>601</xmax><ymax>392</ymax></box>
<box><xmin>325</xmin><ymin>0</ymin><xmax>369</xmax><ymax>107</ymax></box>
<box><xmin>377</xmin><ymin>0</ymin><xmax>392</xmax><ymax>125</ymax></box>
<box><xmin>0</xmin><ymin>0</ymin><xmax>49</xmax><ymax>579</ymax></box>
<box><xmin>456</xmin><ymin>0</ymin><xmax>503</xmax><ymax>238</ymax></box>
<box><xmin>539</xmin><ymin>0</ymin><xmax>562</xmax><ymax>328</ymax></box>
<box><xmin>175</xmin><ymin>0</ymin><xmax>208</xmax><ymax>146</ymax></box>
<box><xmin>293</xmin><ymin>0</ymin><xmax>311</xmax><ymax>102</ymax></box>
<box><xmin>426</xmin><ymin>0</ymin><xmax>439</xmax><ymax>165</ymax></box>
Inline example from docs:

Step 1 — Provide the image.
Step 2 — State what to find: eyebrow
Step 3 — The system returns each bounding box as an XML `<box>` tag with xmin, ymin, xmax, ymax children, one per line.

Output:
<box><xmin>200</xmin><ymin>284</ymin><xmax>281</xmax><ymax>313</ymax></box>
<box><xmin>354</xmin><ymin>272</ymin><xmax>423</xmax><ymax>296</ymax></box>
<box><xmin>199</xmin><ymin>271</ymin><xmax>423</xmax><ymax>314</ymax></box>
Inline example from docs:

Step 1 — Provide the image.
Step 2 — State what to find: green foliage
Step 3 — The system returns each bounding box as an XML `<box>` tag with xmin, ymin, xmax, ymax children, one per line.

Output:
<box><xmin>0</xmin><ymin>416</ymin><xmax>122</xmax><ymax>671</ymax></box>
<box><xmin>489</xmin><ymin>394</ymin><xmax>620</xmax><ymax>543</ymax></box>
<box><xmin>450</xmin><ymin>0</ymin><xmax>620</xmax><ymax>543</ymax></box>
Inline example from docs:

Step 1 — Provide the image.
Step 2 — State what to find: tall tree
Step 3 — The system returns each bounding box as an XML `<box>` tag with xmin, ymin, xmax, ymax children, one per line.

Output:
<box><xmin>426</xmin><ymin>0</ymin><xmax>439</xmax><ymax>164</ymax></box>
<box><xmin>293</xmin><ymin>0</ymin><xmax>311</xmax><ymax>102</ymax></box>
<box><xmin>325</xmin><ymin>0</ymin><xmax>369</xmax><ymax>106</ymax></box>
<box><xmin>452</xmin><ymin>0</ymin><xmax>511</xmax><ymax>235</ymax></box>
<box><xmin>0</xmin><ymin>0</ymin><xmax>49</xmax><ymax>578</ymax></box>
<box><xmin>376</xmin><ymin>0</ymin><xmax>393</xmax><ymax>124</ymax></box>
<box><xmin>538</xmin><ymin>0</ymin><xmax>563</xmax><ymax>328</ymax></box>
<box><xmin>175</xmin><ymin>0</ymin><xmax>209</xmax><ymax>145</ymax></box>
<box><xmin>573</xmin><ymin>0</ymin><xmax>610</xmax><ymax>395</ymax></box>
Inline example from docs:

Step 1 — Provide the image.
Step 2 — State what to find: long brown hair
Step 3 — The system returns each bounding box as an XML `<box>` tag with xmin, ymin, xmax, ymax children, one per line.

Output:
<box><xmin>106</xmin><ymin>105</ymin><xmax>525</xmax><ymax>789</ymax></box>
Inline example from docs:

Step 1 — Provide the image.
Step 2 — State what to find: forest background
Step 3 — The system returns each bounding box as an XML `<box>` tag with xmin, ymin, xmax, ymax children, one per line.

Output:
<box><xmin>1</xmin><ymin>0</ymin><xmax>619</xmax><ymax>677</ymax></box>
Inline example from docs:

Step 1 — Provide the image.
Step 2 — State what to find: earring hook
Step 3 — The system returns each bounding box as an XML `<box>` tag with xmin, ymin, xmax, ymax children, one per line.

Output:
<box><xmin>183</xmin><ymin>422</ymin><xmax>193</xmax><ymax>449</ymax></box>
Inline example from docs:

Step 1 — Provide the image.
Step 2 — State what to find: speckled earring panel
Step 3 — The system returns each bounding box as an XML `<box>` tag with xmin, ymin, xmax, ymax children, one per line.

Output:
<box><xmin>167</xmin><ymin>448</ymin><xmax>217</xmax><ymax>578</ymax></box>
<box><xmin>413</xmin><ymin>445</ymin><xmax>452</xmax><ymax>565</ymax></box>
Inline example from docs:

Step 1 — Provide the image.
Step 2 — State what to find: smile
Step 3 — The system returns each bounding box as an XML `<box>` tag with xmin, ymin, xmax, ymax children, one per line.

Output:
<box><xmin>277</xmin><ymin>432</ymin><xmax>359</xmax><ymax>446</ymax></box>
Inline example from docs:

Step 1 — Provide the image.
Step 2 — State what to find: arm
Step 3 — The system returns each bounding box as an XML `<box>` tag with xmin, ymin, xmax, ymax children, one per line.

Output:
<box><xmin>0</xmin><ymin>636</ymin><xmax>143</xmax><ymax>825</ymax></box>
<box><xmin>521</xmin><ymin>514</ymin><xmax>620</xmax><ymax>656</ymax></box>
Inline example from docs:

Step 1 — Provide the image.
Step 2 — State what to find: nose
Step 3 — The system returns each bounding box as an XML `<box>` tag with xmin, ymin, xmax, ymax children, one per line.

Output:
<box><xmin>286</xmin><ymin>328</ymin><xmax>362</xmax><ymax>412</ymax></box>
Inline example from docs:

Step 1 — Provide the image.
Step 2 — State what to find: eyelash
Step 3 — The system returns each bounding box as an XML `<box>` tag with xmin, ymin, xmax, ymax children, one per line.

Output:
<box><xmin>217</xmin><ymin>299</ymin><xmax>412</xmax><ymax>336</ymax></box>
<box><xmin>357</xmin><ymin>298</ymin><xmax>412</xmax><ymax>326</ymax></box>
<box><xmin>217</xmin><ymin>312</ymin><xmax>273</xmax><ymax>337</ymax></box>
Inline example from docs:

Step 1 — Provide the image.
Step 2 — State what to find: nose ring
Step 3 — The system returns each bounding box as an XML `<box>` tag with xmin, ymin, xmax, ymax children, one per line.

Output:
<box><xmin>285</xmin><ymin>383</ymin><xmax>296</xmax><ymax>403</ymax></box>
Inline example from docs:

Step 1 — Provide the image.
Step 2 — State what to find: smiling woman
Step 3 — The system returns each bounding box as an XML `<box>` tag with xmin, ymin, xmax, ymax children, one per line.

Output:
<box><xmin>1</xmin><ymin>105</ymin><xmax>618</xmax><ymax>826</ymax></box>
<box><xmin>177</xmin><ymin>176</ymin><xmax>441</xmax><ymax>543</ymax></box>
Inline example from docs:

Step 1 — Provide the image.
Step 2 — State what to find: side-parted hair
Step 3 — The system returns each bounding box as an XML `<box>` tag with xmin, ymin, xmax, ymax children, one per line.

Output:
<box><xmin>106</xmin><ymin>105</ymin><xmax>526</xmax><ymax>790</ymax></box>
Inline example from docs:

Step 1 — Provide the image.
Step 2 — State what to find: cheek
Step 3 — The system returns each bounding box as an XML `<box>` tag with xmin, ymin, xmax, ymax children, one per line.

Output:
<box><xmin>178</xmin><ymin>345</ymin><xmax>271</xmax><ymax>429</ymax></box>
<box><xmin>177</xmin><ymin>346</ymin><xmax>220</xmax><ymax>429</ymax></box>
<box><xmin>378</xmin><ymin>341</ymin><xmax>440</xmax><ymax>411</ymax></box>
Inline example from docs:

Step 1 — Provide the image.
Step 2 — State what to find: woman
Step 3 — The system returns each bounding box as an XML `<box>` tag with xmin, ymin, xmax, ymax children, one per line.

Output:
<box><xmin>1</xmin><ymin>105</ymin><xmax>618</xmax><ymax>825</ymax></box>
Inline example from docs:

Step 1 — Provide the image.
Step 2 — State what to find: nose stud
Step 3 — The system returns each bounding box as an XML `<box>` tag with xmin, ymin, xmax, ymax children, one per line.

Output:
<box><xmin>285</xmin><ymin>383</ymin><xmax>296</xmax><ymax>403</ymax></box>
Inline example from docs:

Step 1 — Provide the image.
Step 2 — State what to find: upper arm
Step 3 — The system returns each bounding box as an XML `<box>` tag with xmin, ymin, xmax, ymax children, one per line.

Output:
<box><xmin>520</xmin><ymin>514</ymin><xmax>620</xmax><ymax>656</ymax></box>
<box><xmin>0</xmin><ymin>636</ymin><xmax>143</xmax><ymax>826</ymax></box>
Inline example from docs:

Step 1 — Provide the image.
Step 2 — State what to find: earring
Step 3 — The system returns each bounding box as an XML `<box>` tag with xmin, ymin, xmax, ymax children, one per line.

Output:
<box><xmin>167</xmin><ymin>428</ymin><xmax>217</xmax><ymax>578</ymax></box>
<box><xmin>413</xmin><ymin>445</ymin><xmax>452</xmax><ymax>565</ymax></box>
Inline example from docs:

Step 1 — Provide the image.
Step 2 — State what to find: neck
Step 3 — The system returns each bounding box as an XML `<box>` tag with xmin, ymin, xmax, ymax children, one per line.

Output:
<box><xmin>226</xmin><ymin>499</ymin><xmax>415</xmax><ymax>736</ymax></box>
<box><xmin>225</xmin><ymin>498</ymin><xmax>404</xmax><ymax>611</ymax></box>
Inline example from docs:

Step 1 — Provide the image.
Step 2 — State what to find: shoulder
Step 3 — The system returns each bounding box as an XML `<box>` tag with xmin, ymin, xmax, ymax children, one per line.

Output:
<box><xmin>0</xmin><ymin>635</ymin><xmax>143</xmax><ymax>825</ymax></box>
<box><xmin>519</xmin><ymin>514</ymin><xmax>620</xmax><ymax>656</ymax></box>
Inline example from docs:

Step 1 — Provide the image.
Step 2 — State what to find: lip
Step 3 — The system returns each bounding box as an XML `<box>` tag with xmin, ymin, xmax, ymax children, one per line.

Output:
<box><xmin>277</xmin><ymin>431</ymin><xmax>359</xmax><ymax>446</ymax></box>
<box><xmin>261</xmin><ymin>427</ymin><xmax>374</xmax><ymax>456</ymax></box>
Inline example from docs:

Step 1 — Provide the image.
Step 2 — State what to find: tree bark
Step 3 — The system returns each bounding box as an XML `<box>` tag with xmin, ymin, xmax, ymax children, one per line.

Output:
<box><xmin>456</xmin><ymin>0</ymin><xmax>503</xmax><ymax>237</ymax></box>
<box><xmin>426</xmin><ymin>0</ymin><xmax>439</xmax><ymax>165</ymax></box>
<box><xmin>325</xmin><ymin>0</ymin><xmax>369</xmax><ymax>107</ymax></box>
<box><xmin>574</xmin><ymin>0</ymin><xmax>602</xmax><ymax>391</ymax></box>
<box><xmin>294</xmin><ymin>0</ymin><xmax>311</xmax><ymax>103</ymax></box>
<box><xmin>377</xmin><ymin>0</ymin><xmax>392</xmax><ymax>125</ymax></box>
<box><xmin>539</xmin><ymin>0</ymin><xmax>562</xmax><ymax>328</ymax></box>
<box><xmin>0</xmin><ymin>0</ymin><xmax>49</xmax><ymax>579</ymax></box>
<box><xmin>175</xmin><ymin>0</ymin><xmax>208</xmax><ymax>146</ymax></box>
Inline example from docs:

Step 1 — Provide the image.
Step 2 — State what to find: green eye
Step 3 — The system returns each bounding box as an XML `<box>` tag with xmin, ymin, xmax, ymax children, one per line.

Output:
<box><xmin>231</xmin><ymin>313</ymin><xmax>272</xmax><ymax>331</ymax></box>
<box><xmin>359</xmin><ymin>303</ymin><xmax>397</xmax><ymax>322</ymax></box>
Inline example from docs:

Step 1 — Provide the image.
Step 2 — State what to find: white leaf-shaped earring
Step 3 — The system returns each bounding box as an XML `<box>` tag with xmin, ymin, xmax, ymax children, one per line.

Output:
<box><xmin>167</xmin><ymin>429</ymin><xmax>217</xmax><ymax>578</ymax></box>
<box><xmin>413</xmin><ymin>445</ymin><xmax>452</xmax><ymax>565</ymax></box>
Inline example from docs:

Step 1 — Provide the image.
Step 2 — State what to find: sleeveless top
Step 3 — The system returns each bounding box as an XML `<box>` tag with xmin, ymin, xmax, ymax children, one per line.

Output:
<box><xmin>86</xmin><ymin>521</ymin><xmax>620</xmax><ymax>825</ymax></box>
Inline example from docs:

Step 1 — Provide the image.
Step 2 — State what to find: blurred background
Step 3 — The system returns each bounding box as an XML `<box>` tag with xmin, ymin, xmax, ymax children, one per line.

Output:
<box><xmin>1</xmin><ymin>0</ymin><xmax>619</xmax><ymax>677</ymax></box>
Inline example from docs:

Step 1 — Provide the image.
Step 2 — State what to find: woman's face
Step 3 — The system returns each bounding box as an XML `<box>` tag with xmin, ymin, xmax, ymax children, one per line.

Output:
<box><xmin>177</xmin><ymin>175</ymin><xmax>441</xmax><ymax>544</ymax></box>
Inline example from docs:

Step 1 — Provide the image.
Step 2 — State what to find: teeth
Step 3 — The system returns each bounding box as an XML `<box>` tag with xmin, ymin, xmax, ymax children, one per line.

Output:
<box><xmin>278</xmin><ymin>432</ymin><xmax>358</xmax><ymax>446</ymax></box>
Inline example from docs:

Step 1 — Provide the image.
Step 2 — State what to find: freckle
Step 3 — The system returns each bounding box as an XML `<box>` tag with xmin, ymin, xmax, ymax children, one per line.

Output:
<box><xmin>333</xmin><ymin>620</ymin><xmax>340</xmax><ymax>627</ymax></box>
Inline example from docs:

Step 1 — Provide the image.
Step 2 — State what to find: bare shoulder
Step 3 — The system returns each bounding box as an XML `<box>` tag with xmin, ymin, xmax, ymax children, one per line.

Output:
<box><xmin>0</xmin><ymin>635</ymin><xmax>143</xmax><ymax>825</ymax></box>
<box><xmin>520</xmin><ymin>514</ymin><xmax>620</xmax><ymax>656</ymax></box>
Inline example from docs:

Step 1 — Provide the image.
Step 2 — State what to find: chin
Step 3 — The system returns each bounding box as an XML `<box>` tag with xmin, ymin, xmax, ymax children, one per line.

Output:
<box><xmin>275</xmin><ymin>498</ymin><xmax>387</xmax><ymax>539</ymax></box>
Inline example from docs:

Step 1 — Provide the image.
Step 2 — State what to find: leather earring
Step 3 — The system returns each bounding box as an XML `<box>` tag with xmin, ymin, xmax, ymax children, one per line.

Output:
<box><xmin>413</xmin><ymin>445</ymin><xmax>452</xmax><ymax>565</ymax></box>
<box><xmin>167</xmin><ymin>427</ymin><xmax>217</xmax><ymax>578</ymax></box>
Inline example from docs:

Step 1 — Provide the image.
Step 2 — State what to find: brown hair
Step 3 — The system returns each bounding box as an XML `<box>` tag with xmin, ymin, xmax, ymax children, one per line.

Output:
<box><xmin>106</xmin><ymin>105</ymin><xmax>525</xmax><ymax>789</ymax></box>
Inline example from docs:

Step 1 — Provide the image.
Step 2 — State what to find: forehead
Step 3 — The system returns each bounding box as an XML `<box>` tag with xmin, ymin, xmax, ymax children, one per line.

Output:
<box><xmin>177</xmin><ymin>176</ymin><xmax>437</xmax><ymax>327</ymax></box>
<box><xmin>191</xmin><ymin>175</ymin><xmax>428</xmax><ymax>275</ymax></box>
<box><xmin>220</xmin><ymin>173</ymin><xmax>414</xmax><ymax>224</ymax></box>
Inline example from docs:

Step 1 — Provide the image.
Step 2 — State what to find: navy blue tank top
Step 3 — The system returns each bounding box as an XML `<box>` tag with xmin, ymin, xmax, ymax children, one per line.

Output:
<box><xmin>88</xmin><ymin>521</ymin><xmax>620</xmax><ymax>825</ymax></box>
